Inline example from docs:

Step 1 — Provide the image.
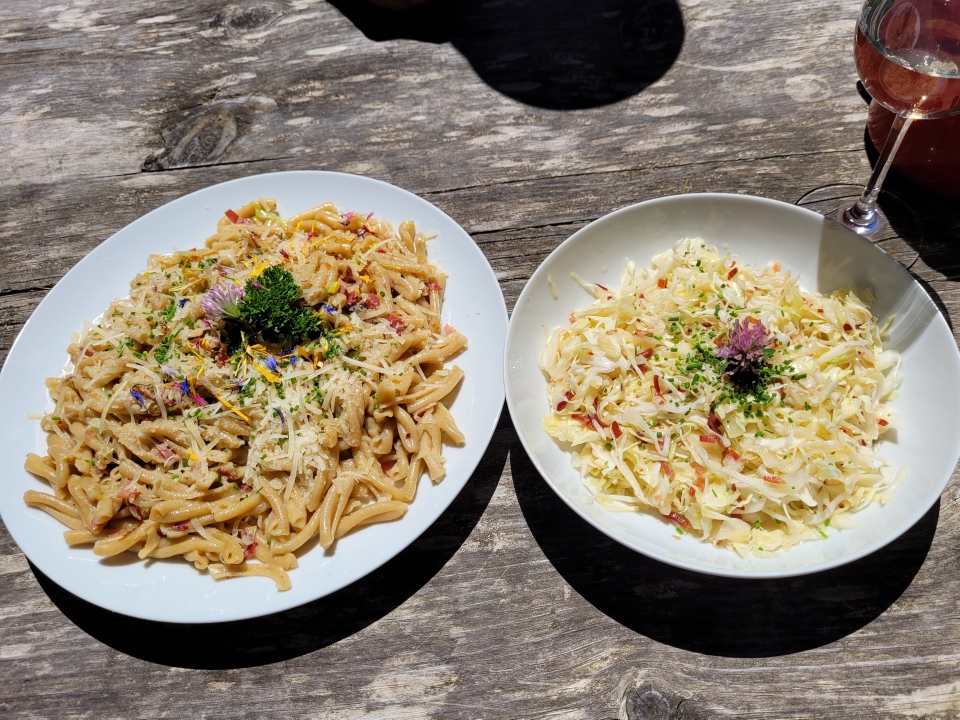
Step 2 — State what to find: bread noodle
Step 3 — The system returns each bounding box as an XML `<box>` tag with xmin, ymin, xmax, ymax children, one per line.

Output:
<box><xmin>24</xmin><ymin>199</ymin><xmax>466</xmax><ymax>590</ymax></box>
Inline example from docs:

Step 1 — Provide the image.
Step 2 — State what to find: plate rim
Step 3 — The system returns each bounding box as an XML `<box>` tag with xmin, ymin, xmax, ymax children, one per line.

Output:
<box><xmin>0</xmin><ymin>170</ymin><xmax>508</xmax><ymax>622</ymax></box>
<box><xmin>504</xmin><ymin>191</ymin><xmax>958</xmax><ymax>579</ymax></box>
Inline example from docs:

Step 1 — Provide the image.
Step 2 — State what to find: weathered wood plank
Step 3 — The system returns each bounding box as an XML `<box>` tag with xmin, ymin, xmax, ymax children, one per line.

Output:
<box><xmin>2</xmin><ymin>0</ymin><xmax>960</xmax><ymax>717</ymax></box>
<box><xmin>0</xmin><ymin>0</ymin><xmax>869</xmax><ymax>194</ymax></box>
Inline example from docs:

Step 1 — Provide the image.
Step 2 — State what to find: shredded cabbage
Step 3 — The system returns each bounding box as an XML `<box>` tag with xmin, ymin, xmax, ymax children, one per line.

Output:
<box><xmin>541</xmin><ymin>238</ymin><xmax>903</xmax><ymax>556</ymax></box>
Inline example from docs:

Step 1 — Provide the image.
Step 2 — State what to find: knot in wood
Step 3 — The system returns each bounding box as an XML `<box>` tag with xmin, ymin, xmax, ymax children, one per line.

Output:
<box><xmin>142</xmin><ymin>97</ymin><xmax>274</xmax><ymax>171</ymax></box>
<box><xmin>626</xmin><ymin>689</ymin><xmax>672</xmax><ymax>720</ymax></box>
<box><xmin>211</xmin><ymin>4</ymin><xmax>282</xmax><ymax>36</ymax></box>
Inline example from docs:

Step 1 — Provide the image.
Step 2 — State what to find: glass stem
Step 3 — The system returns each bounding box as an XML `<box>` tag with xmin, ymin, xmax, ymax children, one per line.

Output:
<box><xmin>843</xmin><ymin>113</ymin><xmax>913</xmax><ymax>229</ymax></box>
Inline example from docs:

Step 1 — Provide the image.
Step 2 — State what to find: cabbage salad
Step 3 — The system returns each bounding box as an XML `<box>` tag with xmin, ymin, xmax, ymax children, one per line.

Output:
<box><xmin>541</xmin><ymin>238</ymin><xmax>903</xmax><ymax>556</ymax></box>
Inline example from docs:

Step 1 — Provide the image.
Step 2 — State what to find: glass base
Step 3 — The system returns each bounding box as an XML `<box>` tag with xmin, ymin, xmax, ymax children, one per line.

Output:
<box><xmin>797</xmin><ymin>184</ymin><xmax>923</xmax><ymax>269</ymax></box>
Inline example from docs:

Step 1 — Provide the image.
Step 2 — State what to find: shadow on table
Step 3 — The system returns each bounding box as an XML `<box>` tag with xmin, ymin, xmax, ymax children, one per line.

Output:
<box><xmin>31</xmin><ymin>410</ymin><xmax>511</xmax><ymax>669</ymax></box>
<box><xmin>511</xmin><ymin>436</ymin><xmax>938</xmax><ymax>658</ymax></box>
<box><xmin>328</xmin><ymin>0</ymin><xmax>685</xmax><ymax>110</ymax></box>
<box><xmin>865</xmin><ymin>134</ymin><xmax>960</xmax><ymax>290</ymax></box>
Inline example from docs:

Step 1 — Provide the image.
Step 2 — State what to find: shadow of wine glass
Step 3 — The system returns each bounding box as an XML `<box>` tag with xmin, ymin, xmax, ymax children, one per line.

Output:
<box><xmin>510</xmin><ymin>435</ymin><xmax>938</xmax><ymax>658</ymax></box>
<box><xmin>327</xmin><ymin>0</ymin><xmax>685</xmax><ymax>110</ymax></box>
<box><xmin>31</xmin><ymin>410</ymin><xmax>512</xmax><ymax>669</ymax></box>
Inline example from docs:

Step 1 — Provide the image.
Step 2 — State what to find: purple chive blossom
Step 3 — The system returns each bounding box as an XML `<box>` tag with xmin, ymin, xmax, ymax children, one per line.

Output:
<box><xmin>178</xmin><ymin>298</ymin><xmax>189</xmax><ymax>308</ymax></box>
<box><xmin>199</xmin><ymin>284</ymin><xmax>244</xmax><ymax>320</ymax></box>
<box><xmin>192</xmin><ymin>393</ymin><xmax>208</xmax><ymax>407</ymax></box>
<box><xmin>274</xmin><ymin>407</ymin><xmax>285</xmax><ymax>429</ymax></box>
<box><xmin>130</xmin><ymin>389</ymin><xmax>145</xmax><ymax>405</ymax></box>
<box><xmin>161</xmin><ymin>365</ymin><xmax>179</xmax><ymax>378</ymax></box>
<box><xmin>716</xmin><ymin>317</ymin><xmax>772</xmax><ymax>387</ymax></box>
<box><xmin>342</xmin><ymin>211</ymin><xmax>356</xmax><ymax>226</ymax></box>
<box><xmin>365</xmin><ymin>211</ymin><xmax>374</xmax><ymax>220</ymax></box>
<box><xmin>264</xmin><ymin>353</ymin><xmax>278</xmax><ymax>373</ymax></box>
<box><xmin>251</xmin><ymin>281</ymin><xmax>265</xmax><ymax>290</ymax></box>
<box><xmin>178</xmin><ymin>379</ymin><xmax>190</xmax><ymax>396</ymax></box>
<box><xmin>323</xmin><ymin>304</ymin><xmax>336</xmax><ymax>315</ymax></box>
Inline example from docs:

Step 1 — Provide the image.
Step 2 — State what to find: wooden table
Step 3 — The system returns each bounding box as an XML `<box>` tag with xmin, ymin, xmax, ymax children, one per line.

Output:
<box><xmin>2</xmin><ymin>1</ymin><xmax>959</xmax><ymax>717</ymax></box>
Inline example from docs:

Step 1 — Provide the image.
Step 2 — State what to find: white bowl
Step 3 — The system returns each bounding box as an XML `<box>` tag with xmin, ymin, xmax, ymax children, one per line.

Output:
<box><xmin>505</xmin><ymin>193</ymin><xmax>960</xmax><ymax>578</ymax></box>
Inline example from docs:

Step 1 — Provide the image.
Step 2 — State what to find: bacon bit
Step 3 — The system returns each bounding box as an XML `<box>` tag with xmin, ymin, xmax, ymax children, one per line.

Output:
<box><xmin>817</xmin><ymin>308</ymin><xmax>824</xmax><ymax>313</ymax></box>
<box><xmin>840</xmin><ymin>426</ymin><xmax>853</xmax><ymax>436</ymax></box>
<box><xmin>84</xmin><ymin>348</ymin><xmax>95</xmax><ymax>357</ymax></box>
<box><xmin>713</xmin><ymin>333</ymin><xmax>727</xmax><ymax>346</ymax></box>
<box><xmin>702</xmin><ymin>322</ymin><xmax>712</xmax><ymax>328</ymax></box>
<box><xmin>569</xmin><ymin>312</ymin><xmax>576</xmax><ymax>324</ymax></box>
<box><xmin>777</xmin><ymin>387</ymin><xmax>786</xmax><ymax>399</ymax></box>
<box><xmin>640</xmin><ymin>348</ymin><xmax>654</xmax><ymax>360</ymax></box>
<box><xmin>664</xmin><ymin>511</ymin><xmax>691</xmax><ymax>529</ymax></box>
<box><xmin>172</xmin><ymin>522</ymin><xmax>189</xmax><ymax>532</ymax></box>
<box><xmin>343</xmin><ymin>287</ymin><xmax>358</xmax><ymax>307</ymax></box>
<box><xmin>773</xmin><ymin>262</ymin><xmax>781</xmax><ymax>273</ymax></box>
<box><xmin>708</xmin><ymin>413</ymin><xmax>723</xmax><ymax>434</ymax></box>
<box><xmin>653</xmin><ymin>375</ymin><xmax>665</xmax><ymax>403</ymax></box>
<box><xmin>556</xmin><ymin>401</ymin><xmax>568</xmax><ymax>412</ymax></box>
<box><xmin>689</xmin><ymin>487</ymin><xmax>696</xmax><ymax>497</ymax></box>
<box><xmin>764</xmin><ymin>475</ymin><xmax>786</xmax><ymax>484</ymax></box>
<box><xmin>723</xmin><ymin>448</ymin><xmax>742</xmax><ymax>469</ymax></box>
<box><xmin>861</xmin><ymin>439</ymin><xmax>867</xmax><ymax>446</ymax></box>
<box><xmin>611</xmin><ymin>421</ymin><xmax>623</xmax><ymax>439</ymax></box>
<box><xmin>243</xmin><ymin>541</ymin><xmax>257</xmax><ymax>560</ymax></box>
<box><xmin>217</xmin><ymin>345</ymin><xmax>228</xmax><ymax>368</ymax></box>
<box><xmin>596</xmin><ymin>283</ymin><xmax>609</xmax><ymax>291</ymax></box>
<box><xmin>657</xmin><ymin>278</ymin><xmax>667</xmax><ymax>289</ymax></box>
<box><xmin>727</xmin><ymin>267</ymin><xmax>739</xmax><ymax>280</ymax></box>
<box><xmin>216</xmin><ymin>467</ymin><xmax>239</xmax><ymax>480</ymax></box>
<box><xmin>362</xmin><ymin>292</ymin><xmax>379</xmax><ymax>310</ymax></box>
<box><xmin>878</xmin><ymin>419</ymin><xmax>889</xmax><ymax>426</ymax></box>
<box><xmin>381</xmin><ymin>460</ymin><xmax>396</xmax><ymax>474</ymax></box>
<box><xmin>571</xmin><ymin>413</ymin><xmax>597</xmax><ymax>431</ymax></box>
<box><xmin>426</xmin><ymin>282</ymin><xmax>443</xmax><ymax>293</ymax></box>
<box><xmin>225</xmin><ymin>209</ymin><xmax>240</xmax><ymax>223</ymax></box>
<box><xmin>856</xmin><ymin>323</ymin><xmax>863</xmax><ymax>329</ymax></box>
<box><xmin>442</xmin><ymin>324</ymin><xmax>457</xmax><ymax>336</ymax></box>
<box><xmin>659</xmin><ymin>461</ymin><xmax>675</xmax><ymax>478</ymax></box>
<box><xmin>387</xmin><ymin>312</ymin><xmax>405</xmax><ymax>333</ymax></box>
<box><xmin>279</xmin><ymin>249</ymin><xmax>290</xmax><ymax>259</ymax></box>
<box><xmin>153</xmin><ymin>442</ymin><xmax>177</xmax><ymax>464</ymax></box>
<box><xmin>731</xmin><ymin>483</ymin><xmax>737</xmax><ymax>492</ymax></box>
<box><xmin>693</xmin><ymin>464</ymin><xmax>706</xmax><ymax>489</ymax></box>
<box><xmin>699</xmin><ymin>434</ymin><xmax>723</xmax><ymax>444</ymax></box>
<box><xmin>376</xmin><ymin>248</ymin><xmax>386</xmax><ymax>253</ymax></box>
<box><xmin>843</xmin><ymin>323</ymin><xmax>852</xmax><ymax>332</ymax></box>
<box><xmin>117</xmin><ymin>479</ymin><xmax>140</xmax><ymax>501</ymax></box>
<box><xmin>591</xmin><ymin>397</ymin><xmax>609</xmax><ymax>428</ymax></box>
<box><xmin>564</xmin><ymin>390</ymin><xmax>574</xmax><ymax>401</ymax></box>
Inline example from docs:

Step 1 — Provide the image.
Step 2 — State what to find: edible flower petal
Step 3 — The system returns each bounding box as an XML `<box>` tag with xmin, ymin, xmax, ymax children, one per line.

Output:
<box><xmin>716</xmin><ymin>317</ymin><xmax>771</xmax><ymax>388</ymax></box>
<box><xmin>199</xmin><ymin>284</ymin><xmax>245</xmax><ymax>320</ymax></box>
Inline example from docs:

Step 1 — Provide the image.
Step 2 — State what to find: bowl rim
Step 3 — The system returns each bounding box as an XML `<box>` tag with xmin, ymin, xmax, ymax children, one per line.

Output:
<box><xmin>504</xmin><ymin>191</ymin><xmax>957</xmax><ymax>578</ymax></box>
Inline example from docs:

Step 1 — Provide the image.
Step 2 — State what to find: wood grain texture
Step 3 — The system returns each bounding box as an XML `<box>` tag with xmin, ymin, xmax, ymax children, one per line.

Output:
<box><xmin>2</xmin><ymin>0</ymin><xmax>959</xmax><ymax>718</ymax></box>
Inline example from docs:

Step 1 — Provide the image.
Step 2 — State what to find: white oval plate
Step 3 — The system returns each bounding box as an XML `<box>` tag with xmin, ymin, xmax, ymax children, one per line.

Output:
<box><xmin>505</xmin><ymin>193</ymin><xmax>960</xmax><ymax>578</ymax></box>
<box><xmin>0</xmin><ymin>171</ymin><xmax>508</xmax><ymax>622</ymax></box>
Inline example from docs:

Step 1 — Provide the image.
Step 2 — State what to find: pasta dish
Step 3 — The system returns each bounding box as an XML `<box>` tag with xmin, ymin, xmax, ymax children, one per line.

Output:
<box><xmin>541</xmin><ymin>239</ymin><xmax>902</xmax><ymax>555</ymax></box>
<box><xmin>24</xmin><ymin>199</ymin><xmax>466</xmax><ymax>590</ymax></box>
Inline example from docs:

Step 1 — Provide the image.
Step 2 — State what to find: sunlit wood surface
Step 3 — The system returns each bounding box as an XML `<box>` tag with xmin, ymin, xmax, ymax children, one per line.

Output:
<box><xmin>1</xmin><ymin>1</ymin><xmax>958</xmax><ymax>717</ymax></box>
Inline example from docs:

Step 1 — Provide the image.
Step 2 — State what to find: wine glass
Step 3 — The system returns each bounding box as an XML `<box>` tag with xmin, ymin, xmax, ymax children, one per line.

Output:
<box><xmin>801</xmin><ymin>0</ymin><xmax>960</xmax><ymax>239</ymax></box>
